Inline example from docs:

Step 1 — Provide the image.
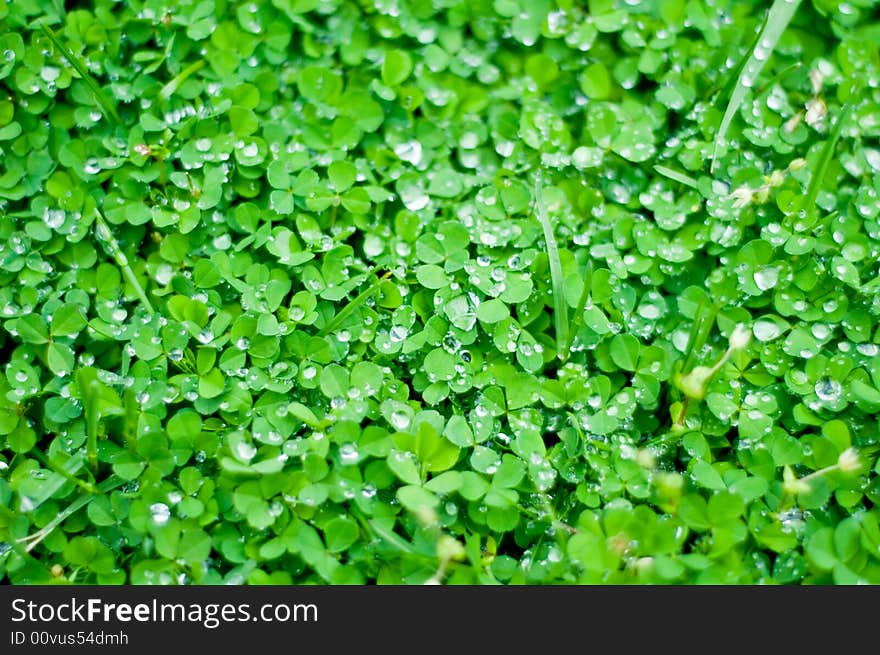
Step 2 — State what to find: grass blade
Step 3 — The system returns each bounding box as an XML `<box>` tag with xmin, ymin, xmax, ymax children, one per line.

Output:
<box><xmin>535</xmin><ymin>171</ymin><xmax>569</xmax><ymax>360</ymax></box>
<box><xmin>93</xmin><ymin>208</ymin><xmax>155</xmax><ymax>315</ymax></box>
<box><xmin>160</xmin><ymin>59</ymin><xmax>206</xmax><ymax>100</ymax></box>
<box><xmin>29</xmin><ymin>450</ymin><xmax>96</xmax><ymax>493</ymax></box>
<box><xmin>318</xmin><ymin>269</ymin><xmax>392</xmax><ymax>337</ymax></box>
<box><xmin>710</xmin><ymin>0</ymin><xmax>802</xmax><ymax>173</ymax></box>
<box><xmin>366</xmin><ymin>519</ymin><xmax>419</xmax><ymax>555</ymax></box>
<box><xmin>76</xmin><ymin>367</ymin><xmax>105</xmax><ymax>473</ymax></box>
<box><xmin>39</xmin><ymin>23</ymin><xmax>121</xmax><ymax>127</ymax></box>
<box><xmin>562</xmin><ymin>259</ymin><xmax>592</xmax><ymax>362</ymax></box>
<box><xmin>802</xmin><ymin>100</ymin><xmax>852</xmax><ymax>225</ymax></box>
<box><xmin>18</xmin><ymin>453</ymin><xmax>88</xmax><ymax>510</ymax></box>
<box><xmin>17</xmin><ymin>476</ymin><xmax>126</xmax><ymax>552</ymax></box>
<box><xmin>682</xmin><ymin>301</ymin><xmax>717</xmax><ymax>373</ymax></box>
<box><xmin>654</xmin><ymin>165</ymin><xmax>700</xmax><ymax>189</ymax></box>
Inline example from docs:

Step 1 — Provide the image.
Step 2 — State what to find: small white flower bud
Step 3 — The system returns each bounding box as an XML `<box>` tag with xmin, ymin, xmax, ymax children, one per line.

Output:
<box><xmin>767</xmin><ymin>170</ymin><xmax>785</xmax><ymax>187</ymax></box>
<box><xmin>730</xmin><ymin>185</ymin><xmax>754</xmax><ymax>209</ymax></box>
<box><xmin>783</xmin><ymin>113</ymin><xmax>802</xmax><ymax>134</ymax></box>
<box><xmin>805</xmin><ymin>98</ymin><xmax>827</xmax><ymax>128</ymax></box>
<box><xmin>678</xmin><ymin>365</ymin><xmax>713</xmax><ymax>400</ymax></box>
<box><xmin>729</xmin><ymin>324</ymin><xmax>751</xmax><ymax>351</ymax></box>
<box><xmin>837</xmin><ymin>448</ymin><xmax>860</xmax><ymax>473</ymax></box>
<box><xmin>634</xmin><ymin>557</ymin><xmax>654</xmax><ymax>574</ymax></box>
<box><xmin>436</xmin><ymin>535</ymin><xmax>466</xmax><ymax>562</ymax></box>
<box><xmin>783</xmin><ymin>477</ymin><xmax>811</xmax><ymax>495</ymax></box>
<box><xmin>415</xmin><ymin>504</ymin><xmax>438</xmax><ymax>527</ymax></box>
<box><xmin>809</xmin><ymin>68</ymin><xmax>824</xmax><ymax>95</ymax></box>
<box><xmin>636</xmin><ymin>448</ymin><xmax>656</xmax><ymax>470</ymax></box>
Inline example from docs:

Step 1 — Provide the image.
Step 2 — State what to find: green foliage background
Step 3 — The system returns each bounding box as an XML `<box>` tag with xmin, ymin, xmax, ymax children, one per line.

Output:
<box><xmin>1</xmin><ymin>0</ymin><xmax>880</xmax><ymax>584</ymax></box>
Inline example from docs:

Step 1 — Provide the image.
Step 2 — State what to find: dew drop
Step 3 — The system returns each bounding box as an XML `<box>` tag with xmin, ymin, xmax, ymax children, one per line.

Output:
<box><xmin>150</xmin><ymin>503</ymin><xmax>171</xmax><ymax>526</ymax></box>
<box><xmin>390</xmin><ymin>410</ymin><xmax>411</xmax><ymax>431</ymax></box>
<box><xmin>753</xmin><ymin>266</ymin><xmax>779</xmax><ymax>291</ymax></box>
<box><xmin>814</xmin><ymin>378</ymin><xmax>842</xmax><ymax>403</ymax></box>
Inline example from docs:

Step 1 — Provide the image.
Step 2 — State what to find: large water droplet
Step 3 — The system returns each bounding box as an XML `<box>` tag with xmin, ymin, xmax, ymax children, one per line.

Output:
<box><xmin>394</xmin><ymin>140</ymin><xmax>423</xmax><ymax>165</ymax></box>
<box><xmin>390</xmin><ymin>410</ymin><xmax>411</xmax><ymax>431</ymax></box>
<box><xmin>753</xmin><ymin>266</ymin><xmax>779</xmax><ymax>291</ymax></box>
<box><xmin>856</xmin><ymin>343</ymin><xmax>879</xmax><ymax>357</ymax></box>
<box><xmin>339</xmin><ymin>443</ymin><xmax>360</xmax><ymax>465</ymax></box>
<box><xmin>389</xmin><ymin>325</ymin><xmax>408</xmax><ymax>342</ymax></box>
<box><xmin>814</xmin><ymin>378</ymin><xmax>842</xmax><ymax>403</ymax></box>
<box><xmin>150</xmin><ymin>502</ymin><xmax>171</xmax><ymax>526</ymax></box>
<box><xmin>235</xmin><ymin>441</ymin><xmax>257</xmax><ymax>462</ymax></box>
<box><xmin>753</xmin><ymin>320</ymin><xmax>782</xmax><ymax>342</ymax></box>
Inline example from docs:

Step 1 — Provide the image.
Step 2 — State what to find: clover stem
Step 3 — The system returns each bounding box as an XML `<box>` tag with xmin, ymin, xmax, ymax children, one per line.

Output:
<box><xmin>86</xmin><ymin>422</ymin><xmax>98</xmax><ymax>473</ymax></box>
<box><xmin>676</xmin><ymin>397</ymin><xmax>690</xmax><ymax>427</ymax></box>
<box><xmin>708</xmin><ymin>346</ymin><xmax>734</xmax><ymax>379</ymax></box>
<box><xmin>797</xmin><ymin>463</ymin><xmax>841</xmax><ymax>484</ymax></box>
<box><xmin>425</xmin><ymin>556</ymin><xmax>451</xmax><ymax>585</ymax></box>
<box><xmin>93</xmin><ymin>208</ymin><xmax>155</xmax><ymax>316</ymax></box>
<box><xmin>329</xmin><ymin>201</ymin><xmax>338</xmax><ymax>228</ymax></box>
<box><xmin>81</xmin><ymin>375</ymin><xmax>100</xmax><ymax>473</ymax></box>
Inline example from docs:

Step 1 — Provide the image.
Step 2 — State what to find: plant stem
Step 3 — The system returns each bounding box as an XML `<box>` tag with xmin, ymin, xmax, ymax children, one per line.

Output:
<box><xmin>798</xmin><ymin>463</ymin><xmax>841</xmax><ymax>483</ymax></box>
<box><xmin>676</xmin><ymin>397</ymin><xmax>690</xmax><ymax>427</ymax></box>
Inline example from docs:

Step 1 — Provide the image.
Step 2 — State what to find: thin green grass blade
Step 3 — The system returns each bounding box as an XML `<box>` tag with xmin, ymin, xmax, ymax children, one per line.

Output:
<box><xmin>76</xmin><ymin>367</ymin><xmax>101</xmax><ymax>472</ymax></box>
<box><xmin>93</xmin><ymin>208</ymin><xmax>155</xmax><ymax>315</ymax></box>
<box><xmin>654</xmin><ymin>165</ymin><xmax>700</xmax><ymax>189</ymax></box>
<box><xmin>710</xmin><ymin>0</ymin><xmax>802</xmax><ymax>173</ymax></box>
<box><xmin>803</xmin><ymin>100</ymin><xmax>852</xmax><ymax>224</ymax></box>
<box><xmin>681</xmin><ymin>305</ymin><xmax>706</xmax><ymax>373</ymax></box>
<box><xmin>19</xmin><ymin>453</ymin><xmax>87</xmax><ymax>511</ymax></box>
<box><xmin>563</xmin><ymin>260</ymin><xmax>592</xmax><ymax>362</ymax></box>
<box><xmin>367</xmin><ymin>519</ymin><xmax>419</xmax><ymax>555</ymax></box>
<box><xmin>29</xmin><ymin>450</ymin><xmax>96</xmax><ymax>493</ymax></box>
<box><xmin>39</xmin><ymin>23</ymin><xmax>122</xmax><ymax>127</ymax></box>
<box><xmin>535</xmin><ymin>171</ymin><xmax>569</xmax><ymax>360</ymax></box>
<box><xmin>713</xmin><ymin>25</ymin><xmax>763</xmax><ymax>103</ymax></box>
<box><xmin>761</xmin><ymin>60</ymin><xmax>803</xmax><ymax>92</ymax></box>
<box><xmin>682</xmin><ymin>302</ymin><xmax>717</xmax><ymax>372</ymax></box>
<box><xmin>318</xmin><ymin>269</ymin><xmax>391</xmax><ymax>337</ymax></box>
<box><xmin>18</xmin><ymin>476</ymin><xmax>125</xmax><ymax>552</ymax></box>
<box><xmin>160</xmin><ymin>59</ymin><xmax>205</xmax><ymax>100</ymax></box>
